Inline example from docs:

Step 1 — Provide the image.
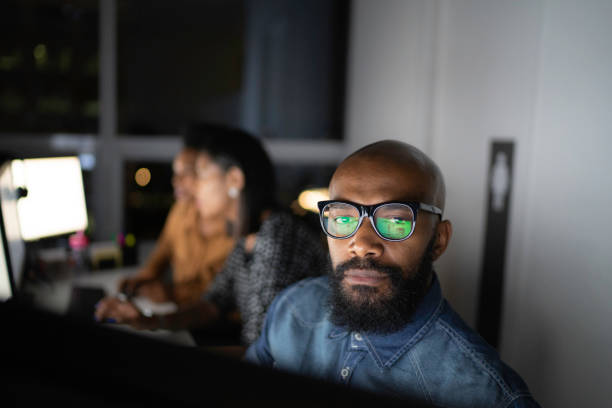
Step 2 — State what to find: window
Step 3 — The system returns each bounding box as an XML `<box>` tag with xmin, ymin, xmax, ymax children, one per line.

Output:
<box><xmin>0</xmin><ymin>0</ymin><xmax>99</xmax><ymax>133</ymax></box>
<box><xmin>116</xmin><ymin>0</ymin><xmax>349</xmax><ymax>140</ymax></box>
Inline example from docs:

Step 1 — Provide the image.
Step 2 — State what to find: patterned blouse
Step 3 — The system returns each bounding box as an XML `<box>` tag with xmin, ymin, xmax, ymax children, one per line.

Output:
<box><xmin>137</xmin><ymin>199</ymin><xmax>235</xmax><ymax>304</ymax></box>
<box><xmin>204</xmin><ymin>211</ymin><xmax>330</xmax><ymax>345</ymax></box>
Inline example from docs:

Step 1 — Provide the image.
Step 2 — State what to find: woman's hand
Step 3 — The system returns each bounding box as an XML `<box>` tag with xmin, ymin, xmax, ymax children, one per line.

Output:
<box><xmin>117</xmin><ymin>276</ymin><xmax>148</xmax><ymax>297</ymax></box>
<box><xmin>118</xmin><ymin>278</ymin><xmax>172</xmax><ymax>303</ymax></box>
<box><xmin>94</xmin><ymin>296</ymin><xmax>158</xmax><ymax>330</ymax></box>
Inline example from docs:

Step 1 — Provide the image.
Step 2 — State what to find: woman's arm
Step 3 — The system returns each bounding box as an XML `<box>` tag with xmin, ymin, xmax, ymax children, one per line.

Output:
<box><xmin>94</xmin><ymin>295</ymin><xmax>220</xmax><ymax>331</ymax></box>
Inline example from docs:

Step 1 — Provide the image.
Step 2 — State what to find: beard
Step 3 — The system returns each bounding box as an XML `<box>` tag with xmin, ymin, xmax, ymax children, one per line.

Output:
<box><xmin>328</xmin><ymin>237</ymin><xmax>435</xmax><ymax>334</ymax></box>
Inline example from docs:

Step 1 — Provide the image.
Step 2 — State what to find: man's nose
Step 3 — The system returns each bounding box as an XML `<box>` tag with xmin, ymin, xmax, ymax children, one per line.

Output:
<box><xmin>348</xmin><ymin>219</ymin><xmax>384</xmax><ymax>258</ymax></box>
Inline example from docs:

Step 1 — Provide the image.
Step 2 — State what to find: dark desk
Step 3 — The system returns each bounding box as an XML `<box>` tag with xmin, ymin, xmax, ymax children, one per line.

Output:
<box><xmin>2</xmin><ymin>299</ymin><xmax>424</xmax><ymax>407</ymax></box>
<box><xmin>22</xmin><ymin>265</ymin><xmax>195</xmax><ymax>346</ymax></box>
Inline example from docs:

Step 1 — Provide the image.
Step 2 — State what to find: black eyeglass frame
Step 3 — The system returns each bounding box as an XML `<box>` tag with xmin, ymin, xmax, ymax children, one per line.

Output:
<box><xmin>317</xmin><ymin>199</ymin><xmax>443</xmax><ymax>242</ymax></box>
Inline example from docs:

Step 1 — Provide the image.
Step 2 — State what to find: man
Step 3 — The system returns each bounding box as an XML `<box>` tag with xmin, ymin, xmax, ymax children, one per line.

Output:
<box><xmin>117</xmin><ymin>144</ymin><xmax>235</xmax><ymax>305</ymax></box>
<box><xmin>245</xmin><ymin>140</ymin><xmax>540</xmax><ymax>407</ymax></box>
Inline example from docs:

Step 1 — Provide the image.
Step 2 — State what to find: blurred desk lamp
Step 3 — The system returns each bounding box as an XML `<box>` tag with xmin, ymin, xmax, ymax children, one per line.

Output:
<box><xmin>12</xmin><ymin>157</ymin><xmax>88</xmax><ymax>241</ymax></box>
<box><xmin>297</xmin><ymin>187</ymin><xmax>329</xmax><ymax>213</ymax></box>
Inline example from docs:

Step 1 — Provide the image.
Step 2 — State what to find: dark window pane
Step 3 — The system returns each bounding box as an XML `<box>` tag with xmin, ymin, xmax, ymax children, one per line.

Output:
<box><xmin>245</xmin><ymin>0</ymin><xmax>349</xmax><ymax>140</ymax></box>
<box><xmin>117</xmin><ymin>0</ymin><xmax>245</xmax><ymax>135</ymax></box>
<box><xmin>117</xmin><ymin>0</ymin><xmax>348</xmax><ymax>140</ymax></box>
<box><xmin>0</xmin><ymin>0</ymin><xmax>99</xmax><ymax>133</ymax></box>
<box><xmin>123</xmin><ymin>160</ymin><xmax>174</xmax><ymax>241</ymax></box>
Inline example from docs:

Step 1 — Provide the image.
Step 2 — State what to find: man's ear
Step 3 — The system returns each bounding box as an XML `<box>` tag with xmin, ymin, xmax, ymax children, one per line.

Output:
<box><xmin>432</xmin><ymin>220</ymin><xmax>452</xmax><ymax>261</ymax></box>
<box><xmin>225</xmin><ymin>166</ymin><xmax>245</xmax><ymax>193</ymax></box>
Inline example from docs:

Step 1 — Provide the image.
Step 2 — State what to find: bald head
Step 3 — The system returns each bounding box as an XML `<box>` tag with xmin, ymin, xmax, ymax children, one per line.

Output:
<box><xmin>324</xmin><ymin>140</ymin><xmax>452</xmax><ymax>333</ymax></box>
<box><xmin>331</xmin><ymin>140</ymin><xmax>446</xmax><ymax>213</ymax></box>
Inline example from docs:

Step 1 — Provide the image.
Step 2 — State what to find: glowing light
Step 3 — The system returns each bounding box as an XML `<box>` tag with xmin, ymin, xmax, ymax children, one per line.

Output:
<box><xmin>125</xmin><ymin>233</ymin><xmax>136</xmax><ymax>247</ymax></box>
<box><xmin>33</xmin><ymin>44</ymin><xmax>48</xmax><ymax>67</ymax></box>
<box><xmin>298</xmin><ymin>188</ymin><xmax>329</xmax><ymax>213</ymax></box>
<box><xmin>134</xmin><ymin>167</ymin><xmax>151</xmax><ymax>187</ymax></box>
<box><xmin>33</xmin><ymin>44</ymin><xmax>47</xmax><ymax>59</ymax></box>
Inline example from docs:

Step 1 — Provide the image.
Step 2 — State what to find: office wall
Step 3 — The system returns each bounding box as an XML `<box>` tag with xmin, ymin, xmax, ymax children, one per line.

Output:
<box><xmin>345</xmin><ymin>1</ymin><xmax>612</xmax><ymax>407</ymax></box>
<box><xmin>500</xmin><ymin>1</ymin><xmax>612</xmax><ymax>406</ymax></box>
<box><xmin>431</xmin><ymin>0</ymin><xmax>543</xmax><ymax>331</ymax></box>
<box><xmin>345</xmin><ymin>0</ymin><xmax>438</xmax><ymax>154</ymax></box>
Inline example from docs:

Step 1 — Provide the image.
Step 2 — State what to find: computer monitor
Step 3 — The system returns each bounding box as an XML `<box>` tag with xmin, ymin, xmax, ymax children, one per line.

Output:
<box><xmin>12</xmin><ymin>156</ymin><xmax>88</xmax><ymax>241</ymax></box>
<box><xmin>0</xmin><ymin>208</ymin><xmax>14</xmax><ymax>301</ymax></box>
<box><xmin>0</xmin><ymin>161</ymin><xmax>26</xmax><ymax>292</ymax></box>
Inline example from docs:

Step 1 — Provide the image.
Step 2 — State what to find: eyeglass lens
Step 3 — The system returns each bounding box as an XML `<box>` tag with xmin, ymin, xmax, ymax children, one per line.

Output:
<box><xmin>322</xmin><ymin>202</ymin><xmax>415</xmax><ymax>240</ymax></box>
<box><xmin>373</xmin><ymin>203</ymin><xmax>414</xmax><ymax>240</ymax></box>
<box><xmin>323</xmin><ymin>202</ymin><xmax>360</xmax><ymax>237</ymax></box>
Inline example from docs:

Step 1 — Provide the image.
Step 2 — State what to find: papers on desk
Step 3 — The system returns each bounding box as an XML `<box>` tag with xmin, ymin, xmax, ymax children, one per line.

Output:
<box><xmin>131</xmin><ymin>295</ymin><xmax>178</xmax><ymax>316</ymax></box>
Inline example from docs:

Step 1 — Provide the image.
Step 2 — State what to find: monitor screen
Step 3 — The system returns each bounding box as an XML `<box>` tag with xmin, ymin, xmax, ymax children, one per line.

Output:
<box><xmin>0</xmin><ymin>211</ymin><xmax>13</xmax><ymax>301</ymax></box>
<box><xmin>13</xmin><ymin>157</ymin><xmax>88</xmax><ymax>241</ymax></box>
<box><xmin>0</xmin><ymin>162</ymin><xmax>25</xmax><ymax>291</ymax></box>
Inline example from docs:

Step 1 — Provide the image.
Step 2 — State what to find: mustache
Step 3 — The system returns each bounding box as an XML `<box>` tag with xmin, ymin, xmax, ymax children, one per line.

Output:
<box><xmin>334</xmin><ymin>257</ymin><xmax>403</xmax><ymax>278</ymax></box>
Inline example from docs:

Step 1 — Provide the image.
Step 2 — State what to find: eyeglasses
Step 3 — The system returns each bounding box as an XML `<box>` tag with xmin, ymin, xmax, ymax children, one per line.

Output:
<box><xmin>317</xmin><ymin>200</ymin><xmax>442</xmax><ymax>242</ymax></box>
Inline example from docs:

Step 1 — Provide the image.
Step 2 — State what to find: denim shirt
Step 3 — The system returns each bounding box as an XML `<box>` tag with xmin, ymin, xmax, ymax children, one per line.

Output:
<box><xmin>245</xmin><ymin>275</ymin><xmax>540</xmax><ymax>408</ymax></box>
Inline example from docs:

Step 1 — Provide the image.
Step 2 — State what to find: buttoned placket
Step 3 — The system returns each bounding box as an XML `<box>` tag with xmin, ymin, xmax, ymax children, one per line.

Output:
<box><xmin>338</xmin><ymin>332</ymin><xmax>368</xmax><ymax>384</ymax></box>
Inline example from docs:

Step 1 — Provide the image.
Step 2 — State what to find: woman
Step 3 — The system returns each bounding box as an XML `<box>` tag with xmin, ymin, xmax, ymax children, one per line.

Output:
<box><xmin>115</xmin><ymin>141</ymin><xmax>235</xmax><ymax>306</ymax></box>
<box><xmin>95</xmin><ymin>123</ymin><xmax>330</xmax><ymax>347</ymax></box>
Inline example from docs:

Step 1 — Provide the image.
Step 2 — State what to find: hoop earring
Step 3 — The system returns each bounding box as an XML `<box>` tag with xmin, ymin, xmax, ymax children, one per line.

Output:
<box><xmin>228</xmin><ymin>187</ymin><xmax>239</xmax><ymax>198</ymax></box>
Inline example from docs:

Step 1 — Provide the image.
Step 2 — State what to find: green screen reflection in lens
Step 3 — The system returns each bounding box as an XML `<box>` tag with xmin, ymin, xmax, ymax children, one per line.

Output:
<box><xmin>376</xmin><ymin>217</ymin><xmax>412</xmax><ymax>239</ymax></box>
<box><xmin>329</xmin><ymin>216</ymin><xmax>358</xmax><ymax>237</ymax></box>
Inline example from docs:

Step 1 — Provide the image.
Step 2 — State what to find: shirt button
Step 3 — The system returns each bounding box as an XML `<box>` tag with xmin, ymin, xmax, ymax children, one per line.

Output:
<box><xmin>341</xmin><ymin>367</ymin><xmax>350</xmax><ymax>379</ymax></box>
<box><xmin>354</xmin><ymin>333</ymin><xmax>363</xmax><ymax>341</ymax></box>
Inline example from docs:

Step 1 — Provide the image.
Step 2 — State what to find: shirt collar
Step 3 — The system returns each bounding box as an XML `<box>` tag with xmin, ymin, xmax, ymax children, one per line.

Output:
<box><xmin>329</xmin><ymin>273</ymin><xmax>445</xmax><ymax>369</ymax></box>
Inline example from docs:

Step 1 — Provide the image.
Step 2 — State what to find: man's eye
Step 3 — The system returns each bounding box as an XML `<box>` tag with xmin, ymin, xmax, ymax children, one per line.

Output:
<box><xmin>388</xmin><ymin>217</ymin><xmax>410</xmax><ymax>224</ymax></box>
<box><xmin>334</xmin><ymin>216</ymin><xmax>355</xmax><ymax>224</ymax></box>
